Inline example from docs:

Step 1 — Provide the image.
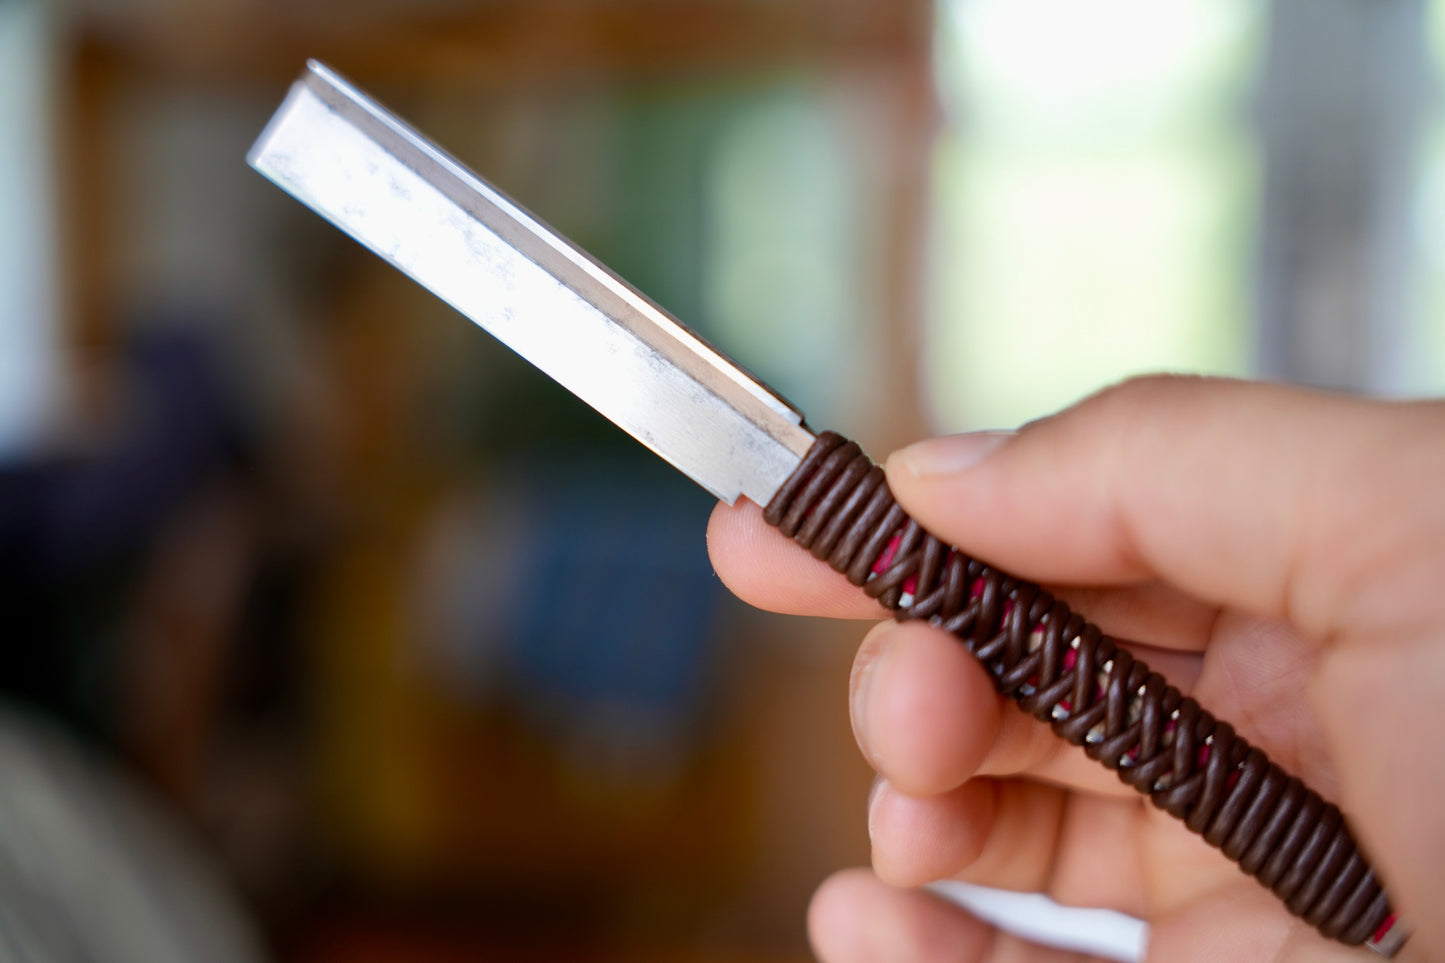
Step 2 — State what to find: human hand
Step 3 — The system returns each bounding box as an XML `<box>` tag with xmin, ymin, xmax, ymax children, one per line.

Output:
<box><xmin>707</xmin><ymin>376</ymin><xmax>1445</xmax><ymax>962</ymax></box>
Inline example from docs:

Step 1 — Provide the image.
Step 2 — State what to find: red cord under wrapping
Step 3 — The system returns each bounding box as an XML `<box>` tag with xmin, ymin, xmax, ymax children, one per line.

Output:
<box><xmin>763</xmin><ymin>431</ymin><xmax>1395</xmax><ymax>949</ymax></box>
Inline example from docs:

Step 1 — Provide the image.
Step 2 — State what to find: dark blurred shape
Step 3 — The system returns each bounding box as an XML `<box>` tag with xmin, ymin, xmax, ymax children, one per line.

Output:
<box><xmin>0</xmin><ymin>318</ymin><xmax>326</xmax><ymax>935</ymax></box>
<box><xmin>0</xmin><ymin>324</ymin><xmax>252</xmax><ymax>741</ymax></box>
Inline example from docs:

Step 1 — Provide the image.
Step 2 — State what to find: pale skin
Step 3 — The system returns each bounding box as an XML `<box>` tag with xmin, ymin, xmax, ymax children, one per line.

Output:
<box><xmin>706</xmin><ymin>376</ymin><xmax>1445</xmax><ymax>962</ymax></box>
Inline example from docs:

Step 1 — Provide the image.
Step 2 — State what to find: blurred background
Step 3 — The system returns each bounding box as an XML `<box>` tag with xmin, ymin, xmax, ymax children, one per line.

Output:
<box><xmin>0</xmin><ymin>0</ymin><xmax>1441</xmax><ymax>961</ymax></box>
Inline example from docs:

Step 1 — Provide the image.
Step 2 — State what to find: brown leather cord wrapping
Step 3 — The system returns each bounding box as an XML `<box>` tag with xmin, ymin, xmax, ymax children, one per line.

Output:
<box><xmin>763</xmin><ymin>431</ymin><xmax>1394</xmax><ymax>948</ymax></box>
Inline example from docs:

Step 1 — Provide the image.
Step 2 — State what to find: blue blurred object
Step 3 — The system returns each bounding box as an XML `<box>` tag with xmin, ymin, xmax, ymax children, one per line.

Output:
<box><xmin>501</xmin><ymin>459</ymin><xmax>731</xmax><ymax>778</ymax></box>
<box><xmin>427</xmin><ymin>448</ymin><xmax>732</xmax><ymax>775</ymax></box>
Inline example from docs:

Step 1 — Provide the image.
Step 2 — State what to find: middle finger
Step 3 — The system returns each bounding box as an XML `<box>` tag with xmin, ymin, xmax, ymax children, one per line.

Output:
<box><xmin>855</xmin><ymin>621</ymin><xmax>1204</xmax><ymax>799</ymax></box>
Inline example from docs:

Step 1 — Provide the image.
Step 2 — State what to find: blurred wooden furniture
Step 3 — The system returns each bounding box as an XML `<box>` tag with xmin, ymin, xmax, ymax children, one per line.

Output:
<box><xmin>51</xmin><ymin>1</ymin><xmax>938</xmax><ymax>956</ymax></box>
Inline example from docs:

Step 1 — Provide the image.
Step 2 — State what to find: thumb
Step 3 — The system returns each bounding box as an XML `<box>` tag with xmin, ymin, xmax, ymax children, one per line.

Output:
<box><xmin>883</xmin><ymin>376</ymin><xmax>1445</xmax><ymax>645</ymax></box>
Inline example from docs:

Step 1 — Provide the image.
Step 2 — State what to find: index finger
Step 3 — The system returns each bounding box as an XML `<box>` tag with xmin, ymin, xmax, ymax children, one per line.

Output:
<box><xmin>707</xmin><ymin>497</ymin><xmax>888</xmax><ymax>619</ymax></box>
<box><xmin>885</xmin><ymin>376</ymin><xmax>1445</xmax><ymax>646</ymax></box>
<box><xmin>706</xmin><ymin>465</ymin><xmax>1222</xmax><ymax>650</ymax></box>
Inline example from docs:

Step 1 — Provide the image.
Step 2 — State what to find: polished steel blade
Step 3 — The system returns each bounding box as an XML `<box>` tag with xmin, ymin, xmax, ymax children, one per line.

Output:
<box><xmin>248</xmin><ymin>61</ymin><xmax>815</xmax><ymax>505</ymax></box>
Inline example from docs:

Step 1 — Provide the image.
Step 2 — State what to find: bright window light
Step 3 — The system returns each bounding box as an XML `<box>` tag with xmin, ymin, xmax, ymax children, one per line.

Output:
<box><xmin>0</xmin><ymin>0</ymin><xmax>60</xmax><ymax>454</ymax></box>
<box><xmin>928</xmin><ymin>0</ymin><xmax>1259</xmax><ymax>429</ymax></box>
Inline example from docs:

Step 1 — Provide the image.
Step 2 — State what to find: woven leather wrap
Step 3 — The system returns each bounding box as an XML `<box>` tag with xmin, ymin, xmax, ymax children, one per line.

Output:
<box><xmin>763</xmin><ymin>431</ymin><xmax>1394</xmax><ymax>948</ymax></box>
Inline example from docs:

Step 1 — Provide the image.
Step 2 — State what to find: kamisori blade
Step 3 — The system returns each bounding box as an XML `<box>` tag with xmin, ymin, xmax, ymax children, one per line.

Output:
<box><xmin>248</xmin><ymin>61</ymin><xmax>815</xmax><ymax>505</ymax></box>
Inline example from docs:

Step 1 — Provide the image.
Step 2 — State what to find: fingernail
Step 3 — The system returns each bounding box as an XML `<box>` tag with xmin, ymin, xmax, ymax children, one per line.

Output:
<box><xmin>867</xmin><ymin>776</ymin><xmax>888</xmax><ymax>843</ymax></box>
<box><xmin>891</xmin><ymin>431</ymin><xmax>1013</xmax><ymax>478</ymax></box>
<box><xmin>850</xmin><ymin>630</ymin><xmax>894</xmax><ymax>769</ymax></box>
<box><xmin>850</xmin><ymin>664</ymin><xmax>877</xmax><ymax>768</ymax></box>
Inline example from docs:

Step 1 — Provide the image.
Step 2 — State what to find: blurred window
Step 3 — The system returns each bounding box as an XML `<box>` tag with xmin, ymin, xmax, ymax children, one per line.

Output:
<box><xmin>1419</xmin><ymin>0</ymin><xmax>1445</xmax><ymax>390</ymax></box>
<box><xmin>0</xmin><ymin>0</ymin><xmax>60</xmax><ymax>453</ymax></box>
<box><xmin>705</xmin><ymin>82</ymin><xmax>865</xmax><ymax>425</ymax></box>
<box><xmin>928</xmin><ymin>0</ymin><xmax>1259</xmax><ymax>429</ymax></box>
